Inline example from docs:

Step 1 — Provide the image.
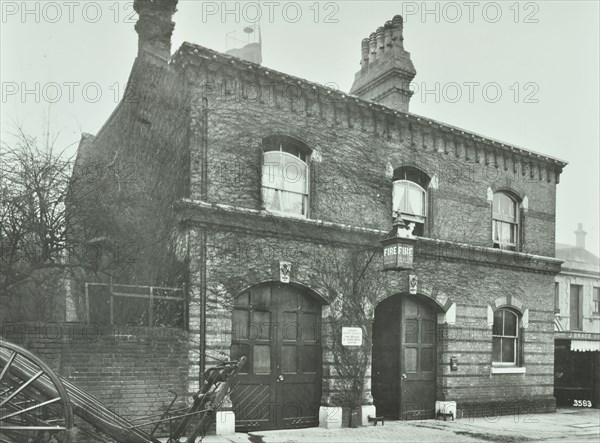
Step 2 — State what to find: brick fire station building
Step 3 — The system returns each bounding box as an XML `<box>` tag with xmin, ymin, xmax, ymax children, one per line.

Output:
<box><xmin>70</xmin><ymin>0</ymin><xmax>568</xmax><ymax>432</ymax></box>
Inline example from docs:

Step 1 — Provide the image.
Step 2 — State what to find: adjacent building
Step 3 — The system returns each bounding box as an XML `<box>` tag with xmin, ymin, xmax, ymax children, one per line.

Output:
<box><xmin>69</xmin><ymin>0</ymin><xmax>568</xmax><ymax>432</ymax></box>
<box><xmin>554</xmin><ymin>224</ymin><xmax>600</xmax><ymax>408</ymax></box>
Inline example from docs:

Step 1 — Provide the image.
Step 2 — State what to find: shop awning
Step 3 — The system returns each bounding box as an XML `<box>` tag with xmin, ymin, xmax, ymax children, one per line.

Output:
<box><xmin>570</xmin><ymin>340</ymin><xmax>600</xmax><ymax>352</ymax></box>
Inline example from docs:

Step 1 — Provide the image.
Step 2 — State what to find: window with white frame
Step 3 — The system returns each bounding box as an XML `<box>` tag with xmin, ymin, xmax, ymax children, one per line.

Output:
<box><xmin>261</xmin><ymin>137</ymin><xmax>309</xmax><ymax>217</ymax></box>
<box><xmin>391</xmin><ymin>166</ymin><xmax>430</xmax><ymax>236</ymax></box>
<box><xmin>492</xmin><ymin>192</ymin><xmax>519</xmax><ymax>250</ymax></box>
<box><xmin>393</xmin><ymin>181</ymin><xmax>426</xmax><ymax>222</ymax></box>
<box><xmin>492</xmin><ymin>308</ymin><xmax>520</xmax><ymax>365</ymax></box>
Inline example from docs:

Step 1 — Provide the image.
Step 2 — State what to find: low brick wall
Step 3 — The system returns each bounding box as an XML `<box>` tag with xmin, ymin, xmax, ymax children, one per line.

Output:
<box><xmin>0</xmin><ymin>322</ymin><xmax>190</xmax><ymax>434</ymax></box>
<box><xmin>456</xmin><ymin>397</ymin><xmax>556</xmax><ymax>420</ymax></box>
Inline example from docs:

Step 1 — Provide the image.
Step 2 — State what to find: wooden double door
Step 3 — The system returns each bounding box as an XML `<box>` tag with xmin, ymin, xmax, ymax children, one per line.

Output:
<box><xmin>372</xmin><ymin>295</ymin><xmax>437</xmax><ymax>420</ymax></box>
<box><xmin>230</xmin><ymin>283</ymin><xmax>322</xmax><ymax>431</ymax></box>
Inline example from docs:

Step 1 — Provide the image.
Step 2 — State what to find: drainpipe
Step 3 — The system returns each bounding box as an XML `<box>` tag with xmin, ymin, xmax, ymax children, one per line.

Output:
<box><xmin>201</xmin><ymin>97</ymin><xmax>208</xmax><ymax>200</ymax></box>
<box><xmin>199</xmin><ymin>97</ymin><xmax>209</xmax><ymax>386</ymax></box>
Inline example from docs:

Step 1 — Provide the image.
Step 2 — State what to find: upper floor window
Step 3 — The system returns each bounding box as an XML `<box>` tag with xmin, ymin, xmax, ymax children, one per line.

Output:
<box><xmin>492</xmin><ymin>192</ymin><xmax>519</xmax><ymax>250</ymax></box>
<box><xmin>492</xmin><ymin>308</ymin><xmax>520</xmax><ymax>365</ymax></box>
<box><xmin>554</xmin><ymin>282</ymin><xmax>560</xmax><ymax>314</ymax></box>
<box><xmin>392</xmin><ymin>166</ymin><xmax>430</xmax><ymax>236</ymax></box>
<box><xmin>261</xmin><ymin>136</ymin><xmax>309</xmax><ymax>217</ymax></box>
<box><xmin>594</xmin><ymin>287</ymin><xmax>600</xmax><ymax>314</ymax></box>
<box><xmin>570</xmin><ymin>284</ymin><xmax>583</xmax><ymax>330</ymax></box>
<box><xmin>393</xmin><ymin>181</ymin><xmax>426</xmax><ymax>221</ymax></box>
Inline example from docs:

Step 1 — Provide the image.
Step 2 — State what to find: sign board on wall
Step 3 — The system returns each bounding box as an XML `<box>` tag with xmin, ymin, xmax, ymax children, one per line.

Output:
<box><xmin>341</xmin><ymin>327</ymin><xmax>363</xmax><ymax>346</ymax></box>
<box><xmin>382</xmin><ymin>242</ymin><xmax>415</xmax><ymax>270</ymax></box>
<box><xmin>555</xmin><ymin>332</ymin><xmax>600</xmax><ymax>341</ymax></box>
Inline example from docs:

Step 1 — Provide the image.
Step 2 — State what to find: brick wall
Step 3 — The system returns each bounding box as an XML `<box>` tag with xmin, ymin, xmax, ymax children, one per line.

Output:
<box><xmin>0</xmin><ymin>323</ymin><xmax>190</xmax><ymax>429</ymax></box>
<box><xmin>173</xmin><ymin>55</ymin><xmax>561</xmax><ymax>414</ymax></box>
<box><xmin>69</xmin><ymin>55</ymin><xmax>189</xmax><ymax>290</ymax></box>
<box><xmin>179</xmin><ymin>222</ymin><xmax>558</xmax><ymax>413</ymax></box>
<box><xmin>179</xmin><ymin>50</ymin><xmax>561</xmax><ymax>257</ymax></box>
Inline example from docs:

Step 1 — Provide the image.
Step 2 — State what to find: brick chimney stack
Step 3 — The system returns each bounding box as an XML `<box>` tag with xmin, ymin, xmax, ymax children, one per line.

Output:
<box><xmin>350</xmin><ymin>15</ymin><xmax>416</xmax><ymax>112</ymax></box>
<box><xmin>134</xmin><ymin>0</ymin><xmax>178</xmax><ymax>61</ymax></box>
<box><xmin>574</xmin><ymin>223</ymin><xmax>587</xmax><ymax>249</ymax></box>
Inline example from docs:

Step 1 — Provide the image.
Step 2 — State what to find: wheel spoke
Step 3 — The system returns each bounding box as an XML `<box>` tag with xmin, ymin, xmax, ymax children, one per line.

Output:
<box><xmin>0</xmin><ymin>352</ymin><xmax>16</xmax><ymax>384</ymax></box>
<box><xmin>0</xmin><ymin>370</ymin><xmax>43</xmax><ymax>408</ymax></box>
<box><xmin>2</xmin><ymin>403</ymin><xmax>62</xmax><ymax>429</ymax></box>
<box><xmin>1</xmin><ymin>396</ymin><xmax>61</xmax><ymax>421</ymax></box>
<box><xmin>0</xmin><ymin>341</ymin><xmax>72</xmax><ymax>442</ymax></box>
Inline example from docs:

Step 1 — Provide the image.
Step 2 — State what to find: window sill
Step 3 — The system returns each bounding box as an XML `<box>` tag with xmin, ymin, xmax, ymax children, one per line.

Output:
<box><xmin>491</xmin><ymin>366</ymin><xmax>526</xmax><ymax>374</ymax></box>
<box><xmin>262</xmin><ymin>209</ymin><xmax>307</xmax><ymax>220</ymax></box>
<box><xmin>397</xmin><ymin>213</ymin><xmax>425</xmax><ymax>224</ymax></box>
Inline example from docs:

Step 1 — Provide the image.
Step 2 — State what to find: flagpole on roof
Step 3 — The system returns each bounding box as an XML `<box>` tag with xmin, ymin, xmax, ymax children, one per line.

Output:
<box><xmin>258</xmin><ymin>24</ymin><xmax>262</xmax><ymax>47</ymax></box>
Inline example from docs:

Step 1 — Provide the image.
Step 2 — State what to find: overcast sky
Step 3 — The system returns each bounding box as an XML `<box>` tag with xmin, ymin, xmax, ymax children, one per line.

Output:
<box><xmin>1</xmin><ymin>1</ymin><xmax>599</xmax><ymax>256</ymax></box>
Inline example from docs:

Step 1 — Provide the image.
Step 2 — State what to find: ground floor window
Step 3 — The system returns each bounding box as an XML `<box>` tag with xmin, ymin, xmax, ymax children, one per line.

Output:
<box><xmin>492</xmin><ymin>308</ymin><xmax>520</xmax><ymax>365</ymax></box>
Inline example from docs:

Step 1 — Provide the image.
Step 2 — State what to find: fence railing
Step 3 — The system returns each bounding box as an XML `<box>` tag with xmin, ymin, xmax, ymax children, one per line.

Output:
<box><xmin>85</xmin><ymin>280</ymin><xmax>187</xmax><ymax>329</ymax></box>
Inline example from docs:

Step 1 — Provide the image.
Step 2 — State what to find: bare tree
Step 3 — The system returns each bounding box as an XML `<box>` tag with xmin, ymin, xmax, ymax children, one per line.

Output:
<box><xmin>312</xmin><ymin>245</ymin><xmax>387</xmax><ymax>427</ymax></box>
<box><xmin>0</xmin><ymin>124</ymin><xmax>73</xmax><ymax>316</ymax></box>
<box><xmin>0</xmin><ymin>123</ymin><xmax>118</xmax><ymax>320</ymax></box>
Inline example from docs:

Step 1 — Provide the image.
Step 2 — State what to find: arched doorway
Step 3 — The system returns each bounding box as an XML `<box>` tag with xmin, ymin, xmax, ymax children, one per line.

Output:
<box><xmin>229</xmin><ymin>282</ymin><xmax>323</xmax><ymax>431</ymax></box>
<box><xmin>372</xmin><ymin>294</ymin><xmax>438</xmax><ymax>420</ymax></box>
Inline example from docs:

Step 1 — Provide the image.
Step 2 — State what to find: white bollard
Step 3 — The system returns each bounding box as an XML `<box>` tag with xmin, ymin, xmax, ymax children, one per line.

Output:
<box><xmin>435</xmin><ymin>401</ymin><xmax>457</xmax><ymax>421</ymax></box>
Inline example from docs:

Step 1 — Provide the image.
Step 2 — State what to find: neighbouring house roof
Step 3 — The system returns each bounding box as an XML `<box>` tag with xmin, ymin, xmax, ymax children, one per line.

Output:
<box><xmin>171</xmin><ymin>42</ymin><xmax>568</xmax><ymax>172</ymax></box>
<box><xmin>556</xmin><ymin>244</ymin><xmax>600</xmax><ymax>275</ymax></box>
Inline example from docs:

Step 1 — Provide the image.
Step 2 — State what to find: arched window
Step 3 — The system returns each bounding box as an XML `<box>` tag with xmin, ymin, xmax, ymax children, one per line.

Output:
<box><xmin>492</xmin><ymin>308</ymin><xmax>520</xmax><ymax>365</ymax></box>
<box><xmin>392</xmin><ymin>166</ymin><xmax>430</xmax><ymax>236</ymax></box>
<box><xmin>261</xmin><ymin>136</ymin><xmax>309</xmax><ymax>217</ymax></box>
<box><xmin>492</xmin><ymin>192</ymin><xmax>519</xmax><ymax>250</ymax></box>
<box><xmin>393</xmin><ymin>180</ymin><xmax>426</xmax><ymax>221</ymax></box>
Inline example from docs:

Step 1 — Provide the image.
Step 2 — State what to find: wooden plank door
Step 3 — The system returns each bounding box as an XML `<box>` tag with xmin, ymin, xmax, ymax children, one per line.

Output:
<box><xmin>275</xmin><ymin>285</ymin><xmax>321</xmax><ymax>428</ymax></box>
<box><xmin>230</xmin><ymin>284</ymin><xmax>276</xmax><ymax>430</ymax></box>
<box><xmin>372</xmin><ymin>295</ymin><xmax>401</xmax><ymax>417</ymax></box>
<box><xmin>231</xmin><ymin>283</ymin><xmax>321</xmax><ymax>431</ymax></box>
<box><xmin>399</xmin><ymin>297</ymin><xmax>436</xmax><ymax>420</ymax></box>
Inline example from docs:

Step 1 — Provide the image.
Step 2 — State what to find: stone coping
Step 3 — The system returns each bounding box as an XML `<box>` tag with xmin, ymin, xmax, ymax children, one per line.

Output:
<box><xmin>175</xmin><ymin>198</ymin><xmax>563</xmax><ymax>274</ymax></box>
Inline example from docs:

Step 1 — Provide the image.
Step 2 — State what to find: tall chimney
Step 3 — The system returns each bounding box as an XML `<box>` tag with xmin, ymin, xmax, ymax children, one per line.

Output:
<box><xmin>134</xmin><ymin>0</ymin><xmax>178</xmax><ymax>61</ymax></box>
<box><xmin>574</xmin><ymin>223</ymin><xmax>587</xmax><ymax>249</ymax></box>
<box><xmin>360</xmin><ymin>38</ymin><xmax>370</xmax><ymax>70</ymax></box>
<box><xmin>350</xmin><ymin>15</ymin><xmax>416</xmax><ymax>112</ymax></box>
<box><xmin>368</xmin><ymin>33</ymin><xmax>377</xmax><ymax>64</ymax></box>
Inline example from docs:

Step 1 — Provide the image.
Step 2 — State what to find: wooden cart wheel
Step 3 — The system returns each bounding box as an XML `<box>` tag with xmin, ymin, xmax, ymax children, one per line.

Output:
<box><xmin>0</xmin><ymin>340</ymin><xmax>73</xmax><ymax>443</ymax></box>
